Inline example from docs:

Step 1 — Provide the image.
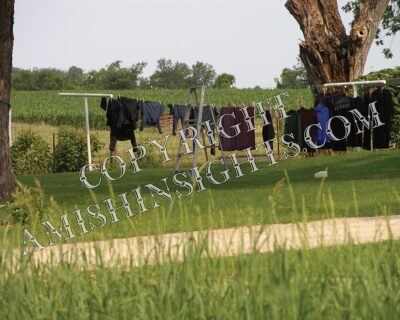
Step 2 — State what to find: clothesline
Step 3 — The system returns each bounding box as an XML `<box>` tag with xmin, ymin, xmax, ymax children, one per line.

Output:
<box><xmin>54</xmin><ymin>81</ymin><xmax>397</xmax><ymax>170</ymax></box>
<box><xmin>98</xmin><ymin>80</ymin><xmax>400</xmax><ymax>109</ymax></box>
<box><xmin>311</xmin><ymin>78</ymin><xmax>400</xmax><ymax>98</ymax></box>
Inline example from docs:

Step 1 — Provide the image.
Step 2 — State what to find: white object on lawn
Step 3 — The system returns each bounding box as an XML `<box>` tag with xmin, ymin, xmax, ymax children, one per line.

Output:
<box><xmin>314</xmin><ymin>171</ymin><xmax>328</xmax><ymax>179</ymax></box>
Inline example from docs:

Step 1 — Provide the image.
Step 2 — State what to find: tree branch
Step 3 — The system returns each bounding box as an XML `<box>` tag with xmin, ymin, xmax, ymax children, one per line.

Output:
<box><xmin>285</xmin><ymin>0</ymin><xmax>347</xmax><ymax>41</ymax></box>
<box><xmin>351</xmin><ymin>0</ymin><xmax>389</xmax><ymax>41</ymax></box>
<box><xmin>285</xmin><ymin>0</ymin><xmax>350</xmax><ymax>87</ymax></box>
<box><xmin>349</xmin><ymin>0</ymin><xmax>390</xmax><ymax>77</ymax></box>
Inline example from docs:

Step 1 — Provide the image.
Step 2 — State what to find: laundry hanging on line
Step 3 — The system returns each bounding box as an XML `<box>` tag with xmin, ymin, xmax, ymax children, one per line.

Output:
<box><xmin>100</xmin><ymin>96</ymin><xmax>139</xmax><ymax>151</ymax></box>
<box><xmin>318</xmin><ymin>89</ymin><xmax>394</xmax><ymax>151</ymax></box>
<box><xmin>298</xmin><ymin>107</ymin><xmax>318</xmax><ymax>153</ymax></box>
<box><xmin>168</xmin><ymin>104</ymin><xmax>187</xmax><ymax>136</ymax></box>
<box><xmin>97</xmin><ymin>87</ymin><xmax>396</xmax><ymax>157</ymax></box>
<box><xmin>363</xmin><ymin>87</ymin><xmax>395</xmax><ymax>150</ymax></box>
<box><xmin>262</xmin><ymin>110</ymin><xmax>275</xmax><ymax>150</ymax></box>
<box><xmin>189</xmin><ymin>105</ymin><xmax>219</xmax><ymax>156</ymax></box>
<box><xmin>138</xmin><ymin>101</ymin><xmax>165</xmax><ymax>134</ymax></box>
<box><xmin>219</xmin><ymin>106</ymin><xmax>256</xmax><ymax>152</ymax></box>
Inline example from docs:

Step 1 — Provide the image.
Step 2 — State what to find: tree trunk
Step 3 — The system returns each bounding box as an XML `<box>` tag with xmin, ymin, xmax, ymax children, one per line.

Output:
<box><xmin>285</xmin><ymin>0</ymin><xmax>389</xmax><ymax>92</ymax></box>
<box><xmin>0</xmin><ymin>0</ymin><xmax>17</xmax><ymax>202</ymax></box>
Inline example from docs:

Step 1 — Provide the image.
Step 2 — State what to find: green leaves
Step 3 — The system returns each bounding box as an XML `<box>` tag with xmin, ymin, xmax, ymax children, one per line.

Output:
<box><xmin>53</xmin><ymin>127</ymin><xmax>103</xmax><ymax>173</ymax></box>
<box><xmin>11</xmin><ymin>130</ymin><xmax>53</xmax><ymax>175</ymax></box>
<box><xmin>274</xmin><ymin>58</ymin><xmax>308</xmax><ymax>89</ymax></box>
<box><xmin>214</xmin><ymin>73</ymin><xmax>236</xmax><ymax>89</ymax></box>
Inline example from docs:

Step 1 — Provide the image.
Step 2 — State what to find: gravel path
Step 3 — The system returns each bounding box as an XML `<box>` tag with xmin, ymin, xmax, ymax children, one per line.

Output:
<box><xmin>18</xmin><ymin>215</ymin><xmax>400</xmax><ymax>268</ymax></box>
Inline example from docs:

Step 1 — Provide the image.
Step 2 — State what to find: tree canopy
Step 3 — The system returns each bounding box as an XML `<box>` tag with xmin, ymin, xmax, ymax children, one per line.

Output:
<box><xmin>213</xmin><ymin>73</ymin><xmax>236</xmax><ymax>89</ymax></box>
<box><xmin>12</xmin><ymin>59</ymin><xmax>228</xmax><ymax>90</ymax></box>
<box><xmin>275</xmin><ymin>58</ymin><xmax>309</xmax><ymax>89</ymax></box>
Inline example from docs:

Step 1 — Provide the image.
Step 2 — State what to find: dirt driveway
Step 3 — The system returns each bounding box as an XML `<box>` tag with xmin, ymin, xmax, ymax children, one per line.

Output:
<box><xmin>16</xmin><ymin>215</ymin><xmax>400</xmax><ymax>268</ymax></box>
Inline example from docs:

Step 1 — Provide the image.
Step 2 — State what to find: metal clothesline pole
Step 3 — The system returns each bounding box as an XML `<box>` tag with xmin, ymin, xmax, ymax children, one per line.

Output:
<box><xmin>322</xmin><ymin>80</ymin><xmax>387</xmax><ymax>98</ymax></box>
<box><xmin>58</xmin><ymin>93</ymin><xmax>113</xmax><ymax>171</ymax></box>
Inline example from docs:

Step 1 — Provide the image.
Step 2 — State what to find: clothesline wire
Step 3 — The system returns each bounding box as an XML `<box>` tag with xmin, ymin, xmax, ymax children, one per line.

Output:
<box><xmin>103</xmin><ymin>78</ymin><xmax>400</xmax><ymax>111</ymax></box>
<box><xmin>310</xmin><ymin>80</ymin><xmax>400</xmax><ymax>91</ymax></box>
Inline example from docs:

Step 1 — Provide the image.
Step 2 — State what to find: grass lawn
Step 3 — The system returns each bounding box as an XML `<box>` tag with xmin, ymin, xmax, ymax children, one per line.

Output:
<box><xmin>1</xmin><ymin>149</ymin><xmax>399</xmax><ymax>249</ymax></box>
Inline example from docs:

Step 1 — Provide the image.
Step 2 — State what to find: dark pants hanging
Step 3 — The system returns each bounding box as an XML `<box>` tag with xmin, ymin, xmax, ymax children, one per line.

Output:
<box><xmin>109</xmin><ymin>126</ymin><xmax>137</xmax><ymax>151</ymax></box>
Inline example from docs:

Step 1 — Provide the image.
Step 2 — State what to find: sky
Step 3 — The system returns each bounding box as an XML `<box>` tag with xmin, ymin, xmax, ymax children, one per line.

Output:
<box><xmin>13</xmin><ymin>0</ymin><xmax>400</xmax><ymax>88</ymax></box>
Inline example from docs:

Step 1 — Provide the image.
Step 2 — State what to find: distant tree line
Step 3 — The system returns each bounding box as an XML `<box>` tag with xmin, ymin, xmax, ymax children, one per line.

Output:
<box><xmin>274</xmin><ymin>58</ymin><xmax>309</xmax><ymax>89</ymax></box>
<box><xmin>12</xmin><ymin>59</ymin><xmax>236</xmax><ymax>90</ymax></box>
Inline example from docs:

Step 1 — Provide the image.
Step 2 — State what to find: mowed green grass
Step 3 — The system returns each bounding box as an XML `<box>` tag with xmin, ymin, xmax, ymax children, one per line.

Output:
<box><xmin>1</xmin><ymin>149</ymin><xmax>399</xmax><ymax>249</ymax></box>
<box><xmin>1</xmin><ymin>150</ymin><xmax>399</xmax><ymax>319</ymax></box>
<box><xmin>10</xmin><ymin>89</ymin><xmax>314</xmax><ymax>129</ymax></box>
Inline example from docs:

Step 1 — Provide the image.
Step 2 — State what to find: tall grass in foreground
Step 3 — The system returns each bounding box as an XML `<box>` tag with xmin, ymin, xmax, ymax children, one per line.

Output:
<box><xmin>0</xmin><ymin>238</ymin><xmax>399</xmax><ymax>319</ymax></box>
<box><xmin>0</xmin><ymin>179</ymin><xmax>399</xmax><ymax>319</ymax></box>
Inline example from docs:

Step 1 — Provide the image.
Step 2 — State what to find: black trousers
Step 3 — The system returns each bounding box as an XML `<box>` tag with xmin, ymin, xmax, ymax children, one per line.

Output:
<box><xmin>109</xmin><ymin>126</ymin><xmax>137</xmax><ymax>151</ymax></box>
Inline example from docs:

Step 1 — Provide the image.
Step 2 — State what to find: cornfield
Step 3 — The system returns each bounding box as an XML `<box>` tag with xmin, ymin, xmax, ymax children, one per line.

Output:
<box><xmin>10</xmin><ymin>89</ymin><xmax>314</xmax><ymax>129</ymax></box>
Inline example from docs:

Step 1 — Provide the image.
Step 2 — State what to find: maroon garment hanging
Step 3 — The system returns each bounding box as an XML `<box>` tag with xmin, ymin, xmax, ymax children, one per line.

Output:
<box><xmin>219</xmin><ymin>107</ymin><xmax>237</xmax><ymax>151</ymax></box>
<box><xmin>219</xmin><ymin>106</ymin><xmax>256</xmax><ymax>151</ymax></box>
<box><xmin>236</xmin><ymin>106</ymin><xmax>256</xmax><ymax>151</ymax></box>
<box><xmin>298</xmin><ymin>107</ymin><xmax>317</xmax><ymax>152</ymax></box>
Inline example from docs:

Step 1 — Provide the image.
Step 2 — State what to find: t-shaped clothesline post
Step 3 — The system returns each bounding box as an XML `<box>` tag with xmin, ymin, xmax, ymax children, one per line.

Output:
<box><xmin>58</xmin><ymin>93</ymin><xmax>113</xmax><ymax>171</ymax></box>
<box><xmin>322</xmin><ymin>80</ymin><xmax>387</xmax><ymax>98</ymax></box>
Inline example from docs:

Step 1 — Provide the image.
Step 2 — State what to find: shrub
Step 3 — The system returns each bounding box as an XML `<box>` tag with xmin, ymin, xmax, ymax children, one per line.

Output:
<box><xmin>53</xmin><ymin>127</ymin><xmax>103</xmax><ymax>173</ymax></box>
<box><xmin>140</xmin><ymin>148</ymin><xmax>162</xmax><ymax>169</ymax></box>
<box><xmin>11</xmin><ymin>130</ymin><xmax>52</xmax><ymax>174</ymax></box>
<box><xmin>7</xmin><ymin>180</ymin><xmax>46</xmax><ymax>225</ymax></box>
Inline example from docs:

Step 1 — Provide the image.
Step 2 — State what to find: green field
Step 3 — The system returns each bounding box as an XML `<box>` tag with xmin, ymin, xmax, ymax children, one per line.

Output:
<box><xmin>10</xmin><ymin>89</ymin><xmax>314</xmax><ymax>129</ymax></box>
<box><xmin>1</xmin><ymin>149</ymin><xmax>399</xmax><ymax>250</ymax></box>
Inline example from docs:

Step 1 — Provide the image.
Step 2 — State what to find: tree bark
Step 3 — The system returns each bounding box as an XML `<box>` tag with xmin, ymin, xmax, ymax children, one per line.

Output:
<box><xmin>285</xmin><ymin>0</ymin><xmax>390</xmax><ymax>92</ymax></box>
<box><xmin>0</xmin><ymin>0</ymin><xmax>17</xmax><ymax>202</ymax></box>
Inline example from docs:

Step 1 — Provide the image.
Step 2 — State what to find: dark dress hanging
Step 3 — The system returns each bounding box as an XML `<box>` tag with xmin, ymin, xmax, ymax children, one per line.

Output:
<box><xmin>371</xmin><ymin>88</ymin><xmax>395</xmax><ymax>149</ymax></box>
<box><xmin>284</xmin><ymin>110</ymin><xmax>301</xmax><ymax>147</ymax></box>
<box><xmin>219</xmin><ymin>107</ymin><xmax>237</xmax><ymax>151</ymax></box>
<box><xmin>218</xmin><ymin>106</ymin><xmax>256</xmax><ymax>151</ymax></box>
<box><xmin>346</xmin><ymin>97</ymin><xmax>364</xmax><ymax>148</ymax></box>
<box><xmin>330</xmin><ymin>96</ymin><xmax>352</xmax><ymax>152</ymax></box>
<box><xmin>262</xmin><ymin>110</ymin><xmax>275</xmax><ymax>150</ymax></box>
<box><xmin>236</xmin><ymin>106</ymin><xmax>256</xmax><ymax>151</ymax></box>
<box><xmin>298</xmin><ymin>107</ymin><xmax>317</xmax><ymax>152</ymax></box>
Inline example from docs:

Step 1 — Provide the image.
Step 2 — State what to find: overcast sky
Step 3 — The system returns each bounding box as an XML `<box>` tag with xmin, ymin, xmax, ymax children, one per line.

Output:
<box><xmin>13</xmin><ymin>0</ymin><xmax>400</xmax><ymax>88</ymax></box>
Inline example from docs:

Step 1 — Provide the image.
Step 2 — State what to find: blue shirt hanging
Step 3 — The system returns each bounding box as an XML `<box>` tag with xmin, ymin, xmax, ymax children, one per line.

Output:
<box><xmin>314</xmin><ymin>102</ymin><xmax>331</xmax><ymax>146</ymax></box>
<box><xmin>139</xmin><ymin>101</ymin><xmax>165</xmax><ymax>133</ymax></box>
